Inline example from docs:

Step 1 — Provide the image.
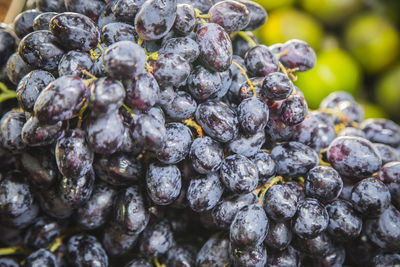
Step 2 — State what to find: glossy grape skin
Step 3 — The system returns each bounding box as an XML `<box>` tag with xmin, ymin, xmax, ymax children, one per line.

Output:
<box><xmin>37</xmin><ymin>185</ymin><xmax>74</xmax><ymax>219</ymax></box>
<box><xmin>125</xmin><ymin>76</ymin><xmax>159</xmax><ymax>111</ymax></box>
<box><xmin>267</xmin><ymin>246</ymin><xmax>301</xmax><ymax>267</ymax></box>
<box><xmin>188</xmin><ymin>136</ymin><xmax>223</xmax><ymax>174</ymax></box>
<box><xmin>250</xmin><ymin>151</ymin><xmax>276</xmax><ymax>185</ymax></box>
<box><xmin>37</xmin><ymin>0</ymin><xmax>66</xmax><ymax>12</ymax></box>
<box><xmin>360</xmin><ymin>118</ymin><xmax>400</xmax><ymax>147</ymax></box>
<box><xmin>58</xmin><ymin>50</ymin><xmax>93</xmax><ymax>77</ymax></box>
<box><xmin>312</xmin><ymin>246</ymin><xmax>346</xmax><ymax>267</ymax></box>
<box><xmin>0</xmin><ymin>29</ymin><xmax>17</xmax><ymax>67</ymax></box>
<box><xmin>187</xmin><ymin>65</ymin><xmax>222</xmax><ymax>101</ymax></box>
<box><xmin>245</xmin><ymin>45</ymin><xmax>279</xmax><ymax>77</ymax></box>
<box><xmin>211</xmin><ymin>192</ymin><xmax>257</xmax><ymax>229</ymax></box>
<box><xmin>114</xmin><ymin>186</ymin><xmax>149</xmax><ymax>234</ymax></box>
<box><xmin>55</xmin><ymin>129</ymin><xmax>93</xmax><ymax>179</ymax></box>
<box><xmin>374</xmin><ymin>143</ymin><xmax>400</xmax><ymax>164</ymax></box>
<box><xmin>264</xmin><ymin>116</ymin><xmax>294</xmax><ymax>144</ymax></box>
<box><xmin>326</xmin><ymin>199</ymin><xmax>362</xmax><ymax>242</ymax></box>
<box><xmin>95</xmin><ymin>152</ymin><xmax>143</xmax><ymax>186</ymax></box>
<box><xmin>292</xmin><ymin>232</ymin><xmax>333</xmax><ymax>258</ymax></box>
<box><xmin>101</xmin><ymin>23</ymin><xmax>136</xmax><ymax>47</ymax></box>
<box><xmin>88</xmin><ymin>78</ymin><xmax>125</xmax><ymax>114</ymax></box>
<box><xmin>25</xmin><ymin>249</ymin><xmax>57</xmax><ymax>267</ymax></box>
<box><xmin>0</xmin><ymin>258</ymin><xmax>19</xmax><ymax>267</ymax></box>
<box><xmin>238</xmin><ymin>98</ymin><xmax>269</xmax><ymax>134</ymax></box>
<box><xmin>293</xmin><ymin>112</ymin><xmax>335</xmax><ymax>153</ymax></box>
<box><xmin>338</xmin><ymin>126</ymin><xmax>366</xmax><ymax>138</ymax></box>
<box><xmin>149</xmin><ymin>52</ymin><xmax>190</xmax><ymax>87</ymax></box>
<box><xmin>173</xmin><ymin>4</ymin><xmax>196</xmax><ymax>35</ymax></box>
<box><xmin>24</xmin><ymin>216</ymin><xmax>61</xmax><ymax>249</ymax></box>
<box><xmin>67</xmin><ymin>235</ymin><xmax>108</xmax><ymax>267</ymax></box>
<box><xmin>50</xmin><ymin>12</ymin><xmax>100</xmax><ymax>51</ymax></box>
<box><xmin>196</xmin><ymin>232</ymin><xmax>229</xmax><ymax>267</ymax></box>
<box><xmin>271</xmin><ymin>141</ymin><xmax>318</xmax><ymax>177</ymax></box>
<box><xmin>131</xmin><ymin>113</ymin><xmax>166</xmax><ymax>151</ymax></box>
<box><xmin>6</xmin><ymin>52</ymin><xmax>34</xmax><ymax>85</ymax></box>
<box><xmin>65</xmin><ymin>0</ymin><xmax>105</xmax><ymax>22</ymax></box>
<box><xmin>139</xmin><ymin>220</ymin><xmax>174</xmax><ymax>258</ymax></box>
<box><xmin>209</xmin><ymin>0</ymin><xmax>250</xmax><ymax>32</ymax></box>
<box><xmin>0</xmin><ymin>171</ymin><xmax>33</xmax><ymax>217</ymax></box>
<box><xmin>280</xmin><ymin>94</ymin><xmax>308</xmax><ymax>126</ymax></box>
<box><xmin>195</xmin><ymin>100</ymin><xmax>238</xmax><ymax>143</ymax></box>
<box><xmin>279</xmin><ymin>39</ymin><xmax>316</xmax><ymax>72</ymax></box>
<box><xmin>20</xmin><ymin>149</ymin><xmax>58</xmax><ymax>188</ymax></box>
<box><xmin>305</xmin><ymin>166</ymin><xmax>343</xmax><ymax>203</ymax></box>
<box><xmin>12</xmin><ymin>10</ymin><xmax>42</xmax><ymax>39</ymax></box>
<box><xmin>146</xmin><ymin>163</ymin><xmax>182</xmax><ymax>205</ymax></box>
<box><xmin>160</xmin><ymin>37</ymin><xmax>199</xmax><ymax>63</ymax></box>
<box><xmin>97</xmin><ymin>2</ymin><xmax>117</xmax><ymax>29</ymax></box>
<box><xmin>59</xmin><ymin>168</ymin><xmax>95</xmax><ymax>208</ymax></box>
<box><xmin>76</xmin><ymin>182</ymin><xmax>116</xmax><ymax>230</ymax></box>
<box><xmin>351</xmin><ymin>177</ymin><xmax>390</xmax><ymax>217</ymax></box>
<box><xmin>161</xmin><ymin>90</ymin><xmax>197</xmax><ymax>120</ymax></box>
<box><xmin>263</xmin><ymin>184</ymin><xmax>298</xmax><ymax>222</ymax></box>
<box><xmin>16</xmin><ymin>70</ymin><xmax>55</xmax><ymax>113</ymax></box>
<box><xmin>110</xmin><ymin>0</ymin><xmax>145</xmax><ymax>23</ymax></box>
<box><xmin>377</xmin><ymin>161</ymin><xmax>400</xmax><ymax>185</ymax></box>
<box><xmin>220</xmin><ymin>154</ymin><xmax>259</xmax><ymax>194</ymax></box>
<box><xmin>102</xmin><ymin>223</ymin><xmax>139</xmax><ymax>256</ymax></box>
<box><xmin>196</xmin><ymin>23</ymin><xmax>233</xmax><ymax>72</ymax></box>
<box><xmin>232</xmin><ymin>31</ymin><xmax>258</xmax><ymax>58</ymax></box>
<box><xmin>33</xmin><ymin>12</ymin><xmax>59</xmax><ymax>31</ymax></box>
<box><xmin>372</xmin><ymin>254</ymin><xmax>400</xmax><ymax>266</ymax></box>
<box><xmin>86</xmin><ymin>111</ymin><xmax>125</xmax><ymax>154</ymax></box>
<box><xmin>366</xmin><ymin>205</ymin><xmax>400</xmax><ymax>251</ymax></box>
<box><xmin>227</xmin><ymin>130</ymin><xmax>265</xmax><ymax>158</ymax></box>
<box><xmin>187</xmin><ymin>172</ymin><xmax>224</xmax><ymax>212</ymax></box>
<box><xmin>125</xmin><ymin>258</ymin><xmax>152</xmax><ymax>267</ymax></box>
<box><xmin>262</xmin><ymin>72</ymin><xmax>294</xmax><ymax>101</ymax></box>
<box><xmin>327</xmin><ymin>136</ymin><xmax>382</xmax><ymax>180</ymax></box>
<box><xmin>265</xmin><ymin>221</ymin><xmax>292</xmax><ymax>251</ymax></box>
<box><xmin>21</xmin><ymin>116</ymin><xmax>66</xmax><ymax>147</ymax></box>
<box><xmin>156</xmin><ymin>123</ymin><xmax>192</xmax><ymax>164</ymax></box>
<box><xmin>237</xmin><ymin>0</ymin><xmax>268</xmax><ymax>30</ymax></box>
<box><xmin>135</xmin><ymin>0</ymin><xmax>177</xmax><ymax>40</ymax></box>
<box><xmin>0</xmin><ymin>110</ymin><xmax>26</xmax><ymax>152</ymax></box>
<box><xmin>230</xmin><ymin>204</ymin><xmax>269</xmax><ymax>248</ymax></box>
<box><xmin>230</xmin><ymin>244</ymin><xmax>267</xmax><ymax>267</ymax></box>
<box><xmin>319</xmin><ymin>91</ymin><xmax>354</xmax><ymax>109</ymax></box>
<box><xmin>292</xmin><ymin>198</ymin><xmax>329</xmax><ymax>239</ymax></box>
<box><xmin>166</xmin><ymin>245</ymin><xmax>196</xmax><ymax>267</ymax></box>
<box><xmin>103</xmin><ymin>41</ymin><xmax>146</xmax><ymax>80</ymax></box>
<box><xmin>34</xmin><ymin>75</ymin><xmax>88</xmax><ymax>124</ymax></box>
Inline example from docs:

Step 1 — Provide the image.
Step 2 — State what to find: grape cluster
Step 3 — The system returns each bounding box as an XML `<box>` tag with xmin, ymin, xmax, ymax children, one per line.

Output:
<box><xmin>0</xmin><ymin>0</ymin><xmax>399</xmax><ymax>266</ymax></box>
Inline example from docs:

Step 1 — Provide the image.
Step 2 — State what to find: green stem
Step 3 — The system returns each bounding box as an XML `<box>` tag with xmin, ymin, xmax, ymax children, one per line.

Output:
<box><xmin>0</xmin><ymin>245</ymin><xmax>28</xmax><ymax>256</ymax></box>
<box><xmin>237</xmin><ymin>31</ymin><xmax>257</xmax><ymax>48</ymax></box>
<box><xmin>257</xmin><ymin>176</ymin><xmax>283</xmax><ymax>205</ymax></box>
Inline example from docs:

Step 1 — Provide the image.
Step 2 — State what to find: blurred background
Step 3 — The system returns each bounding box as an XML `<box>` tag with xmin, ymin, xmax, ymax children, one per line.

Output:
<box><xmin>253</xmin><ymin>0</ymin><xmax>400</xmax><ymax>122</ymax></box>
<box><xmin>0</xmin><ymin>0</ymin><xmax>399</xmax><ymax>122</ymax></box>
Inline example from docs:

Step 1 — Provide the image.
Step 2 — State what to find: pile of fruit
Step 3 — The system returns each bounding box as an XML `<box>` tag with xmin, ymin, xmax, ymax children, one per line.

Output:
<box><xmin>0</xmin><ymin>0</ymin><xmax>399</xmax><ymax>266</ymax></box>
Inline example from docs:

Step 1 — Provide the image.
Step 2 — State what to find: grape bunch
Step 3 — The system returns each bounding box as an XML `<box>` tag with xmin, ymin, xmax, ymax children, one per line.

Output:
<box><xmin>0</xmin><ymin>0</ymin><xmax>399</xmax><ymax>266</ymax></box>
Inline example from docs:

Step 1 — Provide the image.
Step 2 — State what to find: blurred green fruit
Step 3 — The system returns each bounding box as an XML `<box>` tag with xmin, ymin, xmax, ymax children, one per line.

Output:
<box><xmin>300</xmin><ymin>0</ymin><xmax>362</xmax><ymax>25</ymax></box>
<box><xmin>359</xmin><ymin>101</ymin><xmax>387</xmax><ymax>120</ymax></box>
<box><xmin>376</xmin><ymin>64</ymin><xmax>400</xmax><ymax>121</ymax></box>
<box><xmin>252</xmin><ymin>0</ymin><xmax>295</xmax><ymax>10</ymax></box>
<box><xmin>258</xmin><ymin>8</ymin><xmax>323</xmax><ymax>50</ymax></box>
<box><xmin>295</xmin><ymin>48</ymin><xmax>361</xmax><ymax>109</ymax></box>
<box><xmin>345</xmin><ymin>14</ymin><xmax>400</xmax><ymax>74</ymax></box>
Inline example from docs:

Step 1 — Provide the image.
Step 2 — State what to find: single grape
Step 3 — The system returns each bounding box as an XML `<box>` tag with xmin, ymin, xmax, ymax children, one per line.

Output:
<box><xmin>209</xmin><ymin>0</ymin><xmax>250</xmax><ymax>32</ymax></box>
<box><xmin>67</xmin><ymin>235</ymin><xmax>108</xmax><ymax>267</ymax></box>
<box><xmin>263</xmin><ymin>184</ymin><xmax>298</xmax><ymax>222</ymax></box>
<box><xmin>245</xmin><ymin>45</ymin><xmax>279</xmax><ymax>77</ymax></box>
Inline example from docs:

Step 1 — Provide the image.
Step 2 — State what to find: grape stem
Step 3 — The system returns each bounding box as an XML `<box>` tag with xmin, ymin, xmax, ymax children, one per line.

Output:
<box><xmin>232</xmin><ymin>61</ymin><xmax>257</xmax><ymax>98</ymax></box>
<box><xmin>0</xmin><ymin>245</ymin><xmax>29</xmax><ymax>256</ymax></box>
<box><xmin>257</xmin><ymin>176</ymin><xmax>283</xmax><ymax>205</ymax></box>
<box><xmin>182</xmin><ymin>117</ymin><xmax>204</xmax><ymax>137</ymax></box>
<box><xmin>0</xmin><ymin>82</ymin><xmax>17</xmax><ymax>103</ymax></box>
<box><xmin>278</xmin><ymin>62</ymin><xmax>297</xmax><ymax>82</ymax></box>
<box><xmin>194</xmin><ymin>8</ymin><xmax>210</xmax><ymax>25</ymax></box>
<box><xmin>236</xmin><ymin>31</ymin><xmax>257</xmax><ymax>48</ymax></box>
<box><xmin>318</xmin><ymin>147</ymin><xmax>332</xmax><ymax>167</ymax></box>
<box><xmin>76</xmin><ymin>101</ymin><xmax>88</xmax><ymax>129</ymax></box>
<box><xmin>153</xmin><ymin>257</ymin><xmax>166</xmax><ymax>267</ymax></box>
<box><xmin>122</xmin><ymin>104</ymin><xmax>136</xmax><ymax>118</ymax></box>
